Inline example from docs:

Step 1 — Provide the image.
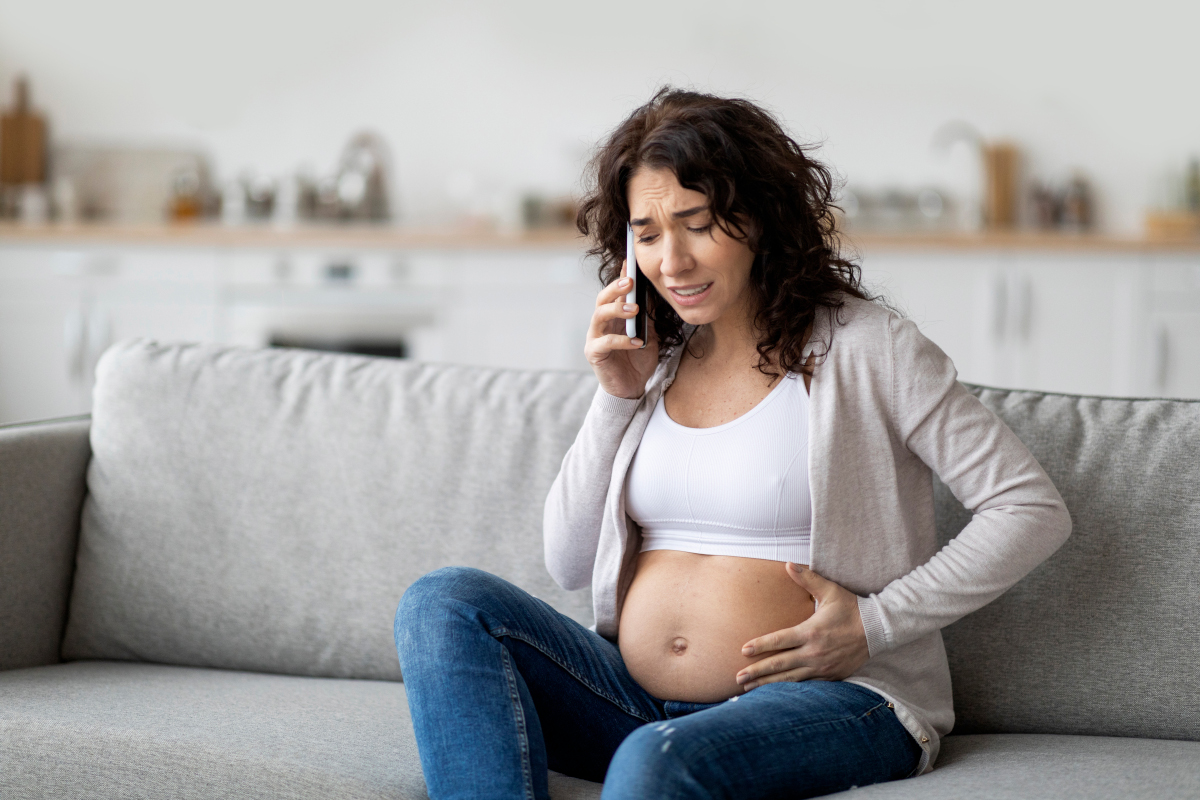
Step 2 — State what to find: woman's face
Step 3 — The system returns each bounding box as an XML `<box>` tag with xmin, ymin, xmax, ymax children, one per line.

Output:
<box><xmin>627</xmin><ymin>167</ymin><xmax>756</xmax><ymax>328</ymax></box>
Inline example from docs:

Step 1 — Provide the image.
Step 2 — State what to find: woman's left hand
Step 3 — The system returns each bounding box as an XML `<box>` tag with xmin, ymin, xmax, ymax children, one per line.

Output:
<box><xmin>735</xmin><ymin>563</ymin><xmax>871</xmax><ymax>690</ymax></box>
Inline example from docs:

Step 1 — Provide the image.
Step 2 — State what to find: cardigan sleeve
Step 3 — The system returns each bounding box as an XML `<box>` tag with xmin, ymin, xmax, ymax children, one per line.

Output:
<box><xmin>543</xmin><ymin>385</ymin><xmax>641</xmax><ymax>591</ymax></box>
<box><xmin>857</xmin><ymin>315</ymin><xmax>1073</xmax><ymax>655</ymax></box>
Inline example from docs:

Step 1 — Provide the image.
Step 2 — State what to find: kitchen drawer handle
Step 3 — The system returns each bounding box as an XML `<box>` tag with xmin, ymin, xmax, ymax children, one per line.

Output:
<box><xmin>991</xmin><ymin>273</ymin><xmax>1008</xmax><ymax>342</ymax></box>
<box><xmin>1014</xmin><ymin>276</ymin><xmax>1033</xmax><ymax>341</ymax></box>
<box><xmin>1154</xmin><ymin>324</ymin><xmax>1169</xmax><ymax>391</ymax></box>
<box><xmin>64</xmin><ymin>306</ymin><xmax>86</xmax><ymax>382</ymax></box>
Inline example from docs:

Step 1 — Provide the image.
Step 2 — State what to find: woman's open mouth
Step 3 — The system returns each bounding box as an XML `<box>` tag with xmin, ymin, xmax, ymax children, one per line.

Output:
<box><xmin>668</xmin><ymin>282</ymin><xmax>713</xmax><ymax>306</ymax></box>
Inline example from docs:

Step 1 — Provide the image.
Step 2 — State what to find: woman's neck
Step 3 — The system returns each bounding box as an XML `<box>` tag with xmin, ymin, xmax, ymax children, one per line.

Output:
<box><xmin>688</xmin><ymin>295</ymin><xmax>767</xmax><ymax>374</ymax></box>
<box><xmin>686</xmin><ymin>296</ymin><xmax>816</xmax><ymax>381</ymax></box>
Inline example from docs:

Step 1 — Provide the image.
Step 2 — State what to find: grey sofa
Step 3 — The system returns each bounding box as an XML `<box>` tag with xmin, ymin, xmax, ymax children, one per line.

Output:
<box><xmin>1</xmin><ymin>339</ymin><xmax>1198</xmax><ymax>800</ymax></box>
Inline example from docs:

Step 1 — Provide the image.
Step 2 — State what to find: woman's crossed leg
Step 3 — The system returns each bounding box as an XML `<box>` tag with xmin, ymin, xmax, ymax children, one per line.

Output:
<box><xmin>602</xmin><ymin>680</ymin><xmax>921</xmax><ymax>799</ymax></box>
<box><xmin>395</xmin><ymin>566</ymin><xmax>919</xmax><ymax>800</ymax></box>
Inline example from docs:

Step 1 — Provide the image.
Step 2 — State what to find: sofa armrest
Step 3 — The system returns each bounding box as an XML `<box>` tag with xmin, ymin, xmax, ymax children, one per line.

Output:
<box><xmin>0</xmin><ymin>416</ymin><xmax>91</xmax><ymax>671</ymax></box>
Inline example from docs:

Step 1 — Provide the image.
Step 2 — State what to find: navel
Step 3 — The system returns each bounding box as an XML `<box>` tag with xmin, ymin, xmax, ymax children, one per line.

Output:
<box><xmin>670</xmin><ymin>637</ymin><xmax>688</xmax><ymax>655</ymax></box>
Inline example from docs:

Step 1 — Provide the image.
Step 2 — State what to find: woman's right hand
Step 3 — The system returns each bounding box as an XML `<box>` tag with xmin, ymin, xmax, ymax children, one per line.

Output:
<box><xmin>585</xmin><ymin>265</ymin><xmax>660</xmax><ymax>399</ymax></box>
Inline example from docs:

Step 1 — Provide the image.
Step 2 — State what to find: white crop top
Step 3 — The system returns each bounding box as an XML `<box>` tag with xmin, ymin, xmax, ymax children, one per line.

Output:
<box><xmin>625</xmin><ymin>372</ymin><xmax>812</xmax><ymax>564</ymax></box>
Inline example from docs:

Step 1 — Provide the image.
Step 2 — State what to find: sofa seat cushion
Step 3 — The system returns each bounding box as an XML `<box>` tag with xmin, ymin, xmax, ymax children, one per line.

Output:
<box><xmin>827</xmin><ymin>733</ymin><xmax>1200</xmax><ymax>799</ymax></box>
<box><xmin>4</xmin><ymin>663</ymin><xmax>1198</xmax><ymax>799</ymax></box>
<box><xmin>0</xmin><ymin>661</ymin><xmax>601</xmax><ymax>800</ymax></box>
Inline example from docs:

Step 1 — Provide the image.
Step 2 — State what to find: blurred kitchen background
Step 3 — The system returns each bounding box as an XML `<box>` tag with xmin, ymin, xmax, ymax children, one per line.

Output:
<box><xmin>1</xmin><ymin>0</ymin><xmax>1199</xmax><ymax>424</ymax></box>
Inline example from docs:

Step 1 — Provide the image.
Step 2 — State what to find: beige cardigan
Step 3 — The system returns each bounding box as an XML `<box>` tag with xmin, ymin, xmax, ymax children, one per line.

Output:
<box><xmin>543</xmin><ymin>295</ymin><xmax>1072</xmax><ymax>772</ymax></box>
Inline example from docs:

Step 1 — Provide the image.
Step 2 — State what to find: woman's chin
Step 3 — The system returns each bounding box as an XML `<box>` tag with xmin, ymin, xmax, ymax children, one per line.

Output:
<box><xmin>673</xmin><ymin>306</ymin><xmax>721</xmax><ymax>327</ymax></box>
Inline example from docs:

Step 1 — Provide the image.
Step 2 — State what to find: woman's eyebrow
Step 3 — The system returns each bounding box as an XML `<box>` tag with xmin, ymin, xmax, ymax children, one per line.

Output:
<box><xmin>630</xmin><ymin>205</ymin><xmax>708</xmax><ymax>226</ymax></box>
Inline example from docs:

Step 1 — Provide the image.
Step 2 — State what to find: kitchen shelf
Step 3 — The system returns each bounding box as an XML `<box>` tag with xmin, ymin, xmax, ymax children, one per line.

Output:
<box><xmin>2</xmin><ymin>221</ymin><xmax>1200</xmax><ymax>253</ymax></box>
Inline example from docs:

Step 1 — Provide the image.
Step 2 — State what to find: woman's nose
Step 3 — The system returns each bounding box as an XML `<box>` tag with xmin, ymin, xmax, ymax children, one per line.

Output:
<box><xmin>658</xmin><ymin>235</ymin><xmax>692</xmax><ymax>277</ymax></box>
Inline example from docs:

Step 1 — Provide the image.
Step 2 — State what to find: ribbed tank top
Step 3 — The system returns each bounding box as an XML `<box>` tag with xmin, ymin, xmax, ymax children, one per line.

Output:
<box><xmin>625</xmin><ymin>372</ymin><xmax>812</xmax><ymax>564</ymax></box>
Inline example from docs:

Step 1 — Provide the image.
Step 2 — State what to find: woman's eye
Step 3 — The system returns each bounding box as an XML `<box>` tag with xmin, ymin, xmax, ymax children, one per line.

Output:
<box><xmin>688</xmin><ymin>224</ymin><xmax>713</xmax><ymax>234</ymax></box>
<box><xmin>636</xmin><ymin>235</ymin><xmax>656</xmax><ymax>244</ymax></box>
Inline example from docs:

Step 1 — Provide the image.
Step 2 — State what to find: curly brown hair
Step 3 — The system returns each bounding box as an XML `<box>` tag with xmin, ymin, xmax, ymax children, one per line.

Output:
<box><xmin>576</xmin><ymin>87</ymin><xmax>875</xmax><ymax>378</ymax></box>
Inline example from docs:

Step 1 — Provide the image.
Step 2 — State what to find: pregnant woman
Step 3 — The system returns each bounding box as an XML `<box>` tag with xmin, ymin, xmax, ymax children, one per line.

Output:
<box><xmin>395</xmin><ymin>88</ymin><xmax>1072</xmax><ymax>800</ymax></box>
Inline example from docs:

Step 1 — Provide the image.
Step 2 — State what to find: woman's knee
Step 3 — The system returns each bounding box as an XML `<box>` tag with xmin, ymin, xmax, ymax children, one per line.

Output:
<box><xmin>394</xmin><ymin>566</ymin><xmax>506</xmax><ymax>645</ymax></box>
<box><xmin>603</xmin><ymin>723</ymin><xmax>703</xmax><ymax>799</ymax></box>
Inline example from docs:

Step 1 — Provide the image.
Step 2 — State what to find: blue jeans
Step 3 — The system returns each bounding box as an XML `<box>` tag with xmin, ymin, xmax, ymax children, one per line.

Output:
<box><xmin>395</xmin><ymin>566</ymin><xmax>921</xmax><ymax>800</ymax></box>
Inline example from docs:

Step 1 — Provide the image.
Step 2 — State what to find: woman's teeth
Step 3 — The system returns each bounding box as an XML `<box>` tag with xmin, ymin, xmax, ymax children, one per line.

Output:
<box><xmin>674</xmin><ymin>283</ymin><xmax>711</xmax><ymax>297</ymax></box>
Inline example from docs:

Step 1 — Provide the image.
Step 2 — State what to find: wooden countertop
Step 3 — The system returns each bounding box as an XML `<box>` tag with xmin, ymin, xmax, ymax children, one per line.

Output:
<box><xmin>0</xmin><ymin>222</ymin><xmax>590</xmax><ymax>250</ymax></box>
<box><xmin>2</xmin><ymin>221</ymin><xmax>1200</xmax><ymax>253</ymax></box>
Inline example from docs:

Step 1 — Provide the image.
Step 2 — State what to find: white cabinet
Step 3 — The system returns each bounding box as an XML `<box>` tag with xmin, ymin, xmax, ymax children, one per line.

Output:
<box><xmin>1004</xmin><ymin>255</ymin><xmax>1136</xmax><ymax>397</ymax></box>
<box><xmin>90</xmin><ymin>251</ymin><xmax>222</xmax><ymax>351</ymax></box>
<box><xmin>0</xmin><ymin>249</ymin><xmax>221</xmax><ymax>425</ymax></box>
<box><xmin>860</xmin><ymin>248</ymin><xmax>1200</xmax><ymax>400</ymax></box>
<box><xmin>0</xmin><ymin>254</ymin><xmax>89</xmax><ymax>423</ymax></box>
<box><xmin>1148</xmin><ymin>256</ymin><xmax>1200</xmax><ymax>399</ymax></box>
<box><xmin>0</xmin><ymin>244</ymin><xmax>598</xmax><ymax>425</ymax></box>
<box><xmin>428</xmin><ymin>252</ymin><xmax>596</xmax><ymax>371</ymax></box>
<box><xmin>858</xmin><ymin>251</ymin><xmax>986</xmax><ymax>383</ymax></box>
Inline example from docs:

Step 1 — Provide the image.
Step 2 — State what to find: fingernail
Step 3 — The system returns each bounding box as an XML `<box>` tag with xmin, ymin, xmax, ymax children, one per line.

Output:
<box><xmin>630</xmin><ymin>338</ymin><xmax>643</xmax><ymax>346</ymax></box>
<box><xmin>741</xmin><ymin>645</ymin><xmax>753</xmax><ymax>655</ymax></box>
<box><xmin>623</xmin><ymin>303</ymin><xmax>635</xmax><ymax>312</ymax></box>
<box><xmin>621</xmin><ymin>278</ymin><xmax>632</xmax><ymax>286</ymax></box>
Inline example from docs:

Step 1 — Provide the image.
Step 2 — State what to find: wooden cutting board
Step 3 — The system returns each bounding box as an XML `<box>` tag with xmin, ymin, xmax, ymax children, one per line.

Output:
<box><xmin>1</xmin><ymin>77</ymin><xmax>47</xmax><ymax>185</ymax></box>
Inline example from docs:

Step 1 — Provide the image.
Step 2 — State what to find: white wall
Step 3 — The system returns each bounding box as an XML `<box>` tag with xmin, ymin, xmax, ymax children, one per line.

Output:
<box><xmin>2</xmin><ymin>0</ymin><xmax>1197</xmax><ymax>232</ymax></box>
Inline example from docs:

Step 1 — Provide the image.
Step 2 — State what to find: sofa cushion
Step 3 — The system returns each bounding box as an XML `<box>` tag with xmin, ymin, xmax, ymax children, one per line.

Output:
<box><xmin>4</xmin><ymin>663</ymin><xmax>1196</xmax><ymax>800</ymax></box>
<box><xmin>0</xmin><ymin>661</ymin><xmax>601</xmax><ymax>800</ymax></box>
<box><xmin>61</xmin><ymin>341</ymin><xmax>598</xmax><ymax>680</ymax></box>
<box><xmin>935</xmin><ymin>388</ymin><xmax>1200</xmax><ymax>741</ymax></box>
<box><xmin>827</xmin><ymin>733</ymin><xmax>1200</xmax><ymax>799</ymax></box>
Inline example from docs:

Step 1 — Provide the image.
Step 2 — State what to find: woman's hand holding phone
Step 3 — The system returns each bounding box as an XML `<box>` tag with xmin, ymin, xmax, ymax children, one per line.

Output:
<box><xmin>585</xmin><ymin>264</ymin><xmax>659</xmax><ymax>399</ymax></box>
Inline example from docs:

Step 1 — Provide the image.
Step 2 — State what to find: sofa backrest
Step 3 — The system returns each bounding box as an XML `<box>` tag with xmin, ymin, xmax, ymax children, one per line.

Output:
<box><xmin>61</xmin><ymin>341</ymin><xmax>598</xmax><ymax>681</ymax></box>
<box><xmin>938</xmin><ymin>386</ymin><xmax>1200</xmax><ymax>742</ymax></box>
<box><xmin>62</xmin><ymin>342</ymin><xmax>1200</xmax><ymax>742</ymax></box>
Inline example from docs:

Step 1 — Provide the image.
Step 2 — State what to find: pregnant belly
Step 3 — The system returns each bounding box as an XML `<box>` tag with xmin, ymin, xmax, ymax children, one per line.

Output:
<box><xmin>618</xmin><ymin>550</ymin><xmax>816</xmax><ymax>703</ymax></box>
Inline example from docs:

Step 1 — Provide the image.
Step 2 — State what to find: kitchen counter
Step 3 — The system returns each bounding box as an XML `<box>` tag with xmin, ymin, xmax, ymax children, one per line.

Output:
<box><xmin>3</xmin><ymin>222</ymin><xmax>1200</xmax><ymax>253</ymax></box>
<box><xmin>0</xmin><ymin>222</ymin><xmax>588</xmax><ymax>251</ymax></box>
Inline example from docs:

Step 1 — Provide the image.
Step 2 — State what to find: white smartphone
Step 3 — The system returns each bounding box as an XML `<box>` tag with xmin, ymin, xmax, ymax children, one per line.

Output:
<box><xmin>625</xmin><ymin>223</ymin><xmax>647</xmax><ymax>347</ymax></box>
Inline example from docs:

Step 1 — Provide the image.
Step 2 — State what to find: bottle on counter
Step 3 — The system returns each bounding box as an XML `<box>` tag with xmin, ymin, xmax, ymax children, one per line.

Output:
<box><xmin>168</xmin><ymin>167</ymin><xmax>204</xmax><ymax>221</ymax></box>
<box><xmin>982</xmin><ymin>141</ymin><xmax>1019</xmax><ymax>229</ymax></box>
<box><xmin>1061</xmin><ymin>174</ymin><xmax>1093</xmax><ymax>231</ymax></box>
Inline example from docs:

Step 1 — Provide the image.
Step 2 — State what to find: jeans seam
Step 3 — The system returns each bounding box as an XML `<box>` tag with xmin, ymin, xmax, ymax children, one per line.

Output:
<box><xmin>846</xmin><ymin>685</ymin><xmax>923</xmax><ymax>774</ymax></box>
<box><xmin>858</xmin><ymin>702</ymin><xmax>921</xmax><ymax>782</ymax></box>
<box><xmin>903</xmin><ymin>729</ymin><xmax>927</xmax><ymax>778</ymax></box>
<box><xmin>499</xmin><ymin>646</ymin><xmax>536</xmax><ymax>800</ymax></box>
<box><xmin>490</xmin><ymin>625</ymin><xmax>656</xmax><ymax>723</ymax></box>
<box><xmin>859</xmin><ymin>700</ymin><xmax>888</xmax><ymax>720</ymax></box>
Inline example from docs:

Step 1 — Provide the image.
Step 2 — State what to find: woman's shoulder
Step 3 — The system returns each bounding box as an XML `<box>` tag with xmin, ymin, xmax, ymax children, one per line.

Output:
<box><xmin>820</xmin><ymin>294</ymin><xmax>954</xmax><ymax>374</ymax></box>
<box><xmin>833</xmin><ymin>294</ymin><xmax>895</xmax><ymax>326</ymax></box>
<box><xmin>816</xmin><ymin>294</ymin><xmax>898</xmax><ymax>354</ymax></box>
